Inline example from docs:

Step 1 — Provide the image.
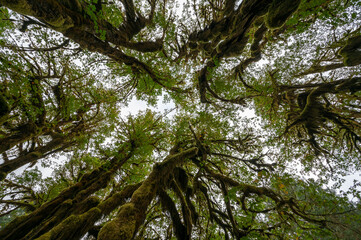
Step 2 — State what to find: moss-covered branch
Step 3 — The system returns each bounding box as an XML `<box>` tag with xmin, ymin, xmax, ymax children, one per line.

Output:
<box><xmin>98</xmin><ymin>147</ymin><xmax>198</xmax><ymax>240</ymax></box>
<box><xmin>0</xmin><ymin>143</ymin><xmax>135</xmax><ymax>240</ymax></box>
<box><xmin>34</xmin><ymin>183</ymin><xmax>141</xmax><ymax>240</ymax></box>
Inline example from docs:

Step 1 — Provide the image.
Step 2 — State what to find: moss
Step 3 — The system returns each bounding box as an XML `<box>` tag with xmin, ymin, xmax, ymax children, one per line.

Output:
<box><xmin>253</xmin><ymin>16</ymin><xmax>265</xmax><ymax>27</ymax></box>
<box><xmin>98</xmin><ymin>203</ymin><xmax>137</xmax><ymax>240</ymax></box>
<box><xmin>131</xmin><ymin>179</ymin><xmax>156</xmax><ymax>207</ymax></box>
<box><xmin>198</xmin><ymin>29</ymin><xmax>212</xmax><ymax>43</ymax></box>
<box><xmin>72</xmin><ymin>196</ymin><xmax>100</xmax><ymax>214</ymax></box>
<box><xmin>173</xmin><ymin>167</ymin><xmax>189</xmax><ymax>192</ymax></box>
<box><xmin>339</xmin><ymin>35</ymin><xmax>361</xmax><ymax>54</ymax></box>
<box><xmin>239</xmin><ymin>0</ymin><xmax>271</xmax><ymax>17</ymax></box>
<box><xmin>158</xmin><ymin>189</ymin><xmax>187</xmax><ymax>239</ymax></box>
<box><xmin>35</xmin><ymin>207</ymin><xmax>102</xmax><ymax>240</ymax></box>
<box><xmin>60</xmin><ymin>199</ymin><xmax>73</xmax><ymax>207</ymax></box>
<box><xmin>58</xmin><ymin>0</ymin><xmax>82</xmax><ymax>12</ymax></box>
<box><xmin>335</xmin><ymin>78</ymin><xmax>361</xmax><ymax>92</ymax></box>
<box><xmin>50</xmin><ymin>199</ymin><xmax>73</xmax><ymax>220</ymax></box>
<box><xmin>98</xmin><ymin>183</ymin><xmax>142</xmax><ymax>215</ymax></box>
<box><xmin>0</xmin><ymin>214</ymin><xmax>29</xmax><ymax>238</ymax></box>
<box><xmin>266</xmin><ymin>0</ymin><xmax>301</xmax><ymax>29</ymax></box>
<box><xmin>35</xmin><ymin>230</ymin><xmax>52</xmax><ymax>240</ymax></box>
<box><xmin>1</xmin><ymin>0</ymin><xmax>74</xmax><ymax>32</ymax></box>
<box><xmin>97</xmin><ymin>148</ymin><xmax>198</xmax><ymax>240</ymax></box>
<box><xmin>98</xmin><ymin>193</ymin><xmax>122</xmax><ymax>214</ymax></box>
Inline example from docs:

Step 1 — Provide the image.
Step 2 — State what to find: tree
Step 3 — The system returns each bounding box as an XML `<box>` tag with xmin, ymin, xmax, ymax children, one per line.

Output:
<box><xmin>0</xmin><ymin>24</ymin><xmax>120</xmax><ymax>180</ymax></box>
<box><xmin>0</xmin><ymin>0</ymin><xmax>361</xmax><ymax>239</ymax></box>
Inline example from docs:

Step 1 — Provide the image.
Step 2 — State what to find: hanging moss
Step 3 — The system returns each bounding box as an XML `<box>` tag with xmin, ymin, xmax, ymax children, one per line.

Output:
<box><xmin>1</xmin><ymin>0</ymin><xmax>75</xmax><ymax>31</ymax></box>
<box><xmin>265</xmin><ymin>0</ymin><xmax>301</xmax><ymax>29</ymax></box>
<box><xmin>158</xmin><ymin>189</ymin><xmax>188</xmax><ymax>240</ymax></box>
<box><xmin>220</xmin><ymin>36</ymin><xmax>249</xmax><ymax>58</ymax></box>
<box><xmin>173</xmin><ymin>167</ymin><xmax>189</xmax><ymax>192</ymax></box>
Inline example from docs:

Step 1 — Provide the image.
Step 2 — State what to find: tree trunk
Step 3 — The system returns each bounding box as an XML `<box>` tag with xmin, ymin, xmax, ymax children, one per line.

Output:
<box><xmin>0</xmin><ymin>137</ymin><xmax>67</xmax><ymax>180</ymax></box>
<box><xmin>98</xmin><ymin>147</ymin><xmax>198</xmax><ymax>240</ymax></box>
<box><xmin>0</xmin><ymin>144</ymin><xmax>134</xmax><ymax>240</ymax></box>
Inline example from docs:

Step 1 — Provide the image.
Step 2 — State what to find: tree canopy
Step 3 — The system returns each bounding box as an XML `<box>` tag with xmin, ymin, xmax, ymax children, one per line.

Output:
<box><xmin>0</xmin><ymin>0</ymin><xmax>361</xmax><ymax>239</ymax></box>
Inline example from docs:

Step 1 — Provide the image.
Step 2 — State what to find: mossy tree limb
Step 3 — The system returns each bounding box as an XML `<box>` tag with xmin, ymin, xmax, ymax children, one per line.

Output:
<box><xmin>0</xmin><ymin>143</ymin><xmax>135</xmax><ymax>240</ymax></box>
<box><xmin>158</xmin><ymin>188</ymin><xmax>189</xmax><ymax>240</ymax></box>
<box><xmin>98</xmin><ymin>147</ymin><xmax>198</xmax><ymax>240</ymax></box>
<box><xmin>33</xmin><ymin>183</ymin><xmax>141</xmax><ymax>240</ymax></box>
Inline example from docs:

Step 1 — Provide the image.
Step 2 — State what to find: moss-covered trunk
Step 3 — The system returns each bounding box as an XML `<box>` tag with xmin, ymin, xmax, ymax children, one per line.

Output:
<box><xmin>97</xmin><ymin>147</ymin><xmax>198</xmax><ymax>240</ymax></box>
<box><xmin>34</xmin><ymin>183</ymin><xmax>142</xmax><ymax>240</ymax></box>
<box><xmin>0</xmin><ymin>137</ymin><xmax>67</xmax><ymax>180</ymax></box>
<box><xmin>0</xmin><ymin>122</ymin><xmax>41</xmax><ymax>154</ymax></box>
<box><xmin>0</xmin><ymin>144</ymin><xmax>134</xmax><ymax>240</ymax></box>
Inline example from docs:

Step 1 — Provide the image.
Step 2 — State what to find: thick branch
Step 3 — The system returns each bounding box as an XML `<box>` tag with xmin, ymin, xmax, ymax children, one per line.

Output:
<box><xmin>98</xmin><ymin>147</ymin><xmax>198</xmax><ymax>240</ymax></box>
